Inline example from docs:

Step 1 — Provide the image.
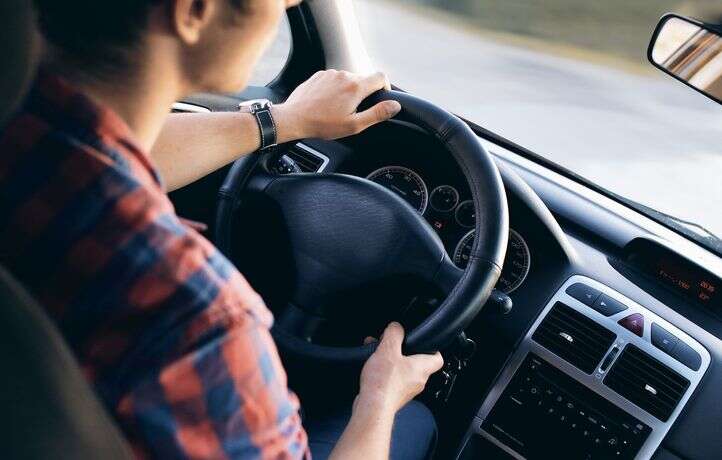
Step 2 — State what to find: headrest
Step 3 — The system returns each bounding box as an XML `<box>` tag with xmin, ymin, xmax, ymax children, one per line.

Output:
<box><xmin>0</xmin><ymin>0</ymin><xmax>39</xmax><ymax>127</ymax></box>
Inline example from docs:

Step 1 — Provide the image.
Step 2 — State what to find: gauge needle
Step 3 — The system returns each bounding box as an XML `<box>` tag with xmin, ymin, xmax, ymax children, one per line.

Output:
<box><xmin>390</xmin><ymin>185</ymin><xmax>408</xmax><ymax>196</ymax></box>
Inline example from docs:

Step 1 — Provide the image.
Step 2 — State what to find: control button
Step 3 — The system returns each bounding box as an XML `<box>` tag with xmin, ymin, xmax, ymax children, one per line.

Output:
<box><xmin>566</xmin><ymin>283</ymin><xmax>601</xmax><ymax>306</ymax></box>
<box><xmin>650</xmin><ymin>323</ymin><xmax>679</xmax><ymax>354</ymax></box>
<box><xmin>671</xmin><ymin>341</ymin><xmax>702</xmax><ymax>371</ymax></box>
<box><xmin>592</xmin><ymin>294</ymin><xmax>628</xmax><ymax>317</ymax></box>
<box><xmin>618</xmin><ymin>313</ymin><xmax>644</xmax><ymax>337</ymax></box>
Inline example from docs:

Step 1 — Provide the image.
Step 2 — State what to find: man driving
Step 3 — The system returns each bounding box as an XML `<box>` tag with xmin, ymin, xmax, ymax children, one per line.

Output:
<box><xmin>0</xmin><ymin>0</ymin><xmax>443</xmax><ymax>458</ymax></box>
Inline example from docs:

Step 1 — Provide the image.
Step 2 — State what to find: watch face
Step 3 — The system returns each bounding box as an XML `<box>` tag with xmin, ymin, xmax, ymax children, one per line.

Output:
<box><xmin>239</xmin><ymin>99</ymin><xmax>272</xmax><ymax>113</ymax></box>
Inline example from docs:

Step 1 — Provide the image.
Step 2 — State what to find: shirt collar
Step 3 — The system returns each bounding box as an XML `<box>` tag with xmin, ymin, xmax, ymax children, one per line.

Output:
<box><xmin>28</xmin><ymin>69</ymin><xmax>163</xmax><ymax>187</ymax></box>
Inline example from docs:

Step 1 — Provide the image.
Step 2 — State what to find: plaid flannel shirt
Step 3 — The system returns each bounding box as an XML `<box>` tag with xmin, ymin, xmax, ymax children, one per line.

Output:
<box><xmin>0</xmin><ymin>71</ymin><xmax>309</xmax><ymax>459</ymax></box>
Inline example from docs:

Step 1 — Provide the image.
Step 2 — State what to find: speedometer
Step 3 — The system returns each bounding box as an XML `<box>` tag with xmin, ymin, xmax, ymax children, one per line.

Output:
<box><xmin>453</xmin><ymin>228</ymin><xmax>531</xmax><ymax>294</ymax></box>
<box><xmin>366</xmin><ymin>166</ymin><xmax>428</xmax><ymax>214</ymax></box>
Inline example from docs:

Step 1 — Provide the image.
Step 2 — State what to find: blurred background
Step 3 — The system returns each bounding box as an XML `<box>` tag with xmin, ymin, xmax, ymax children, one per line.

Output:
<box><xmin>388</xmin><ymin>0</ymin><xmax>722</xmax><ymax>65</ymax></box>
<box><xmin>354</xmin><ymin>0</ymin><xmax>722</xmax><ymax>247</ymax></box>
<box><xmin>252</xmin><ymin>0</ymin><xmax>722</xmax><ymax>248</ymax></box>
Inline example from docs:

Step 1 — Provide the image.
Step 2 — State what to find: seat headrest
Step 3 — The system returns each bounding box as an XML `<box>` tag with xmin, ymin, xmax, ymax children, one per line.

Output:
<box><xmin>0</xmin><ymin>0</ymin><xmax>39</xmax><ymax>127</ymax></box>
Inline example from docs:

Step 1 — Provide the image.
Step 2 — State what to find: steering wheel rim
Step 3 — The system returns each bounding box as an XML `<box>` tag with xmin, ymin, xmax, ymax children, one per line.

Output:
<box><xmin>215</xmin><ymin>90</ymin><xmax>508</xmax><ymax>362</ymax></box>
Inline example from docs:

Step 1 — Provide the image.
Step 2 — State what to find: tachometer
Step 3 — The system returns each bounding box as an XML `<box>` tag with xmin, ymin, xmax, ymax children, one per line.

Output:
<box><xmin>453</xmin><ymin>228</ymin><xmax>531</xmax><ymax>294</ymax></box>
<box><xmin>429</xmin><ymin>185</ymin><xmax>459</xmax><ymax>212</ymax></box>
<box><xmin>367</xmin><ymin>166</ymin><xmax>428</xmax><ymax>214</ymax></box>
<box><xmin>454</xmin><ymin>200</ymin><xmax>475</xmax><ymax>228</ymax></box>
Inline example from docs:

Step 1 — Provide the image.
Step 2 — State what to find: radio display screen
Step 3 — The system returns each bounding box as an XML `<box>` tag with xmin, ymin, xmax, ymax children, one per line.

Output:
<box><xmin>626</xmin><ymin>239</ymin><xmax>721</xmax><ymax>316</ymax></box>
<box><xmin>654</xmin><ymin>257</ymin><xmax>718</xmax><ymax>306</ymax></box>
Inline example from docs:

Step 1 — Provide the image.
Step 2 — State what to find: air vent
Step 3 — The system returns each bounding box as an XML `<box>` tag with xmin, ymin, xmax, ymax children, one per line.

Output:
<box><xmin>604</xmin><ymin>344</ymin><xmax>690</xmax><ymax>422</ymax></box>
<box><xmin>284</xmin><ymin>144</ymin><xmax>327</xmax><ymax>173</ymax></box>
<box><xmin>532</xmin><ymin>302</ymin><xmax>617</xmax><ymax>374</ymax></box>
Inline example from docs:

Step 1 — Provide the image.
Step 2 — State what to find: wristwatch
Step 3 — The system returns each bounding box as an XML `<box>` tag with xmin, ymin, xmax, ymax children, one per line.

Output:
<box><xmin>238</xmin><ymin>99</ymin><xmax>277</xmax><ymax>152</ymax></box>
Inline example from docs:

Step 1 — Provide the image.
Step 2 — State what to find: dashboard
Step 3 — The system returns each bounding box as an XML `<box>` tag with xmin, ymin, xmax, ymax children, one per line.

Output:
<box><xmin>463</xmin><ymin>276</ymin><xmax>710</xmax><ymax>460</ymax></box>
<box><xmin>267</xmin><ymin>122</ymin><xmax>722</xmax><ymax>460</ymax></box>
<box><xmin>275</xmin><ymin>129</ymin><xmax>534</xmax><ymax>296</ymax></box>
<box><xmin>170</xmin><ymin>97</ymin><xmax>722</xmax><ymax>460</ymax></box>
<box><xmin>365</xmin><ymin>164</ymin><xmax>531</xmax><ymax>294</ymax></box>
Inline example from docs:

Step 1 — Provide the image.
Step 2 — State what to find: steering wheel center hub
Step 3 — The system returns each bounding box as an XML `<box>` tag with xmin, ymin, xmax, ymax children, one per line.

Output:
<box><xmin>257</xmin><ymin>173</ymin><xmax>447</xmax><ymax>314</ymax></box>
<box><xmin>216</xmin><ymin>89</ymin><xmax>509</xmax><ymax>360</ymax></box>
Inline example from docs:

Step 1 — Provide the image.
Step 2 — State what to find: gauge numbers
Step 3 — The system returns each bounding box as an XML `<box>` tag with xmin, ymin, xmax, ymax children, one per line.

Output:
<box><xmin>454</xmin><ymin>200</ymin><xmax>475</xmax><ymax>228</ymax></box>
<box><xmin>430</xmin><ymin>185</ymin><xmax>459</xmax><ymax>212</ymax></box>
<box><xmin>453</xmin><ymin>228</ymin><xmax>531</xmax><ymax>294</ymax></box>
<box><xmin>367</xmin><ymin>166</ymin><xmax>429</xmax><ymax>214</ymax></box>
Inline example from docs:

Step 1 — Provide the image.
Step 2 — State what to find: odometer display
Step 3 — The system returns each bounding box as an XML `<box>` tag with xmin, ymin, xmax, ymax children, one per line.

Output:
<box><xmin>453</xmin><ymin>228</ymin><xmax>531</xmax><ymax>294</ymax></box>
<box><xmin>367</xmin><ymin>166</ymin><xmax>429</xmax><ymax>214</ymax></box>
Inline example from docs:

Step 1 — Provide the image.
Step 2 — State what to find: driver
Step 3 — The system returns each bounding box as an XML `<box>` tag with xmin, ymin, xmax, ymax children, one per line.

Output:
<box><xmin>0</xmin><ymin>0</ymin><xmax>443</xmax><ymax>459</ymax></box>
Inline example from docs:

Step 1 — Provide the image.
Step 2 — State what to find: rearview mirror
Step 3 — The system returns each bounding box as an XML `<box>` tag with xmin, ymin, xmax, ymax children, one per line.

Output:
<box><xmin>649</xmin><ymin>14</ymin><xmax>722</xmax><ymax>105</ymax></box>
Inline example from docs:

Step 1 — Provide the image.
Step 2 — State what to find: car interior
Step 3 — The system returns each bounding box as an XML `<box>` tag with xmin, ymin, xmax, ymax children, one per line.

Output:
<box><xmin>2</xmin><ymin>1</ymin><xmax>722</xmax><ymax>459</ymax></box>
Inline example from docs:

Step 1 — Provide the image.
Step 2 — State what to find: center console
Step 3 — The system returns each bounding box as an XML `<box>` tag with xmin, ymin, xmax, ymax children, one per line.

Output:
<box><xmin>457</xmin><ymin>276</ymin><xmax>710</xmax><ymax>460</ymax></box>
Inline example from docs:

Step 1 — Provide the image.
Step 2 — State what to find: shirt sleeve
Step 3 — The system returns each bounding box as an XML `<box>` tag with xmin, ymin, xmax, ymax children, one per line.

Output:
<box><xmin>116</xmin><ymin>303</ymin><xmax>309</xmax><ymax>460</ymax></box>
<box><xmin>0</xmin><ymin>78</ymin><xmax>309</xmax><ymax>459</ymax></box>
<box><xmin>94</xmin><ymin>184</ymin><xmax>309</xmax><ymax>459</ymax></box>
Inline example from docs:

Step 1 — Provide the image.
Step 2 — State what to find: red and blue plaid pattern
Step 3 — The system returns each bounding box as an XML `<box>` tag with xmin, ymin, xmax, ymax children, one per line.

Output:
<box><xmin>0</xmin><ymin>72</ymin><xmax>308</xmax><ymax>459</ymax></box>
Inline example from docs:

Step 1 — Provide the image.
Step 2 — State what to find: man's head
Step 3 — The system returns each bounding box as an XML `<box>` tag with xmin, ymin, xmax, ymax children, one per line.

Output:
<box><xmin>33</xmin><ymin>0</ymin><xmax>300</xmax><ymax>94</ymax></box>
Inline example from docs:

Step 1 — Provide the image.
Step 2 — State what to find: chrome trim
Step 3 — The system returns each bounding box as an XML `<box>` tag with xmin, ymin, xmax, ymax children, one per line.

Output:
<box><xmin>171</xmin><ymin>102</ymin><xmax>211</xmax><ymax>113</ymax></box>
<box><xmin>452</xmin><ymin>229</ymin><xmax>476</xmax><ymax>269</ymax></box>
<box><xmin>366</xmin><ymin>165</ymin><xmax>429</xmax><ymax>214</ymax></box>
<box><xmin>238</xmin><ymin>99</ymin><xmax>272</xmax><ymax>112</ymax></box>
<box><xmin>293</xmin><ymin>143</ymin><xmax>331</xmax><ymax>173</ymax></box>
<box><xmin>467</xmin><ymin>275</ymin><xmax>711</xmax><ymax>460</ymax></box>
<box><xmin>429</xmin><ymin>185</ymin><xmax>459</xmax><ymax>212</ymax></box>
<box><xmin>454</xmin><ymin>199</ymin><xmax>475</xmax><ymax>228</ymax></box>
<box><xmin>504</xmin><ymin>229</ymin><xmax>531</xmax><ymax>294</ymax></box>
<box><xmin>452</xmin><ymin>228</ymin><xmax>531</xmax><ymax>294</ymax></box>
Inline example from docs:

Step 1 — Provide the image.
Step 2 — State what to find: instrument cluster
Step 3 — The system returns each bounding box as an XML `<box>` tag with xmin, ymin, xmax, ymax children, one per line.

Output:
<box><xmin>367</xmin><ymin>165</ymin><xmax>531</xmax><ymax>294</ymax></box>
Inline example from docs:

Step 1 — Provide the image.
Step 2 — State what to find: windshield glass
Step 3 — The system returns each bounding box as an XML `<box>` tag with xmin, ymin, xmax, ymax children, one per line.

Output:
<box><xmin>355</xmin><ymin>0</ymin><xmax>722</xmax><ymax>248</ymax></box>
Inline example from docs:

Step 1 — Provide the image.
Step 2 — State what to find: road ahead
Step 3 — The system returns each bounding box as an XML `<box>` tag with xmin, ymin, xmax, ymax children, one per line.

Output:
<box><xmin>353</xmin><ymin>0</ymin><xmax>722</xmax><ymax>238</ymax></box>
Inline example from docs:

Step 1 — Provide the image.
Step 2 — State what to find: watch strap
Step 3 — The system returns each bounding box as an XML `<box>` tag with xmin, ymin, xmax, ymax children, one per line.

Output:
<box><xmin>252</xmin><ymin>103</ymin><xmax>277</xmax><ymax>151</ymax></box>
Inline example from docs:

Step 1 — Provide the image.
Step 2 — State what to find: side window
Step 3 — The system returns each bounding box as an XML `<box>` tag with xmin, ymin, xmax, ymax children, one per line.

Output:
<box><xmin>248</xmin><ymin>15</ymin><xmax>292</xmax><ymax>87</ymax></box>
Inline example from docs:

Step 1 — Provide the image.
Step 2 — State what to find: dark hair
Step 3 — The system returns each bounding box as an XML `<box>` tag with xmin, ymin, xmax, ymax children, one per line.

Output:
<box><xmin>33</xmin><ymin>0</ymin><xmax>247</xmax><ymax>74</ymax></box>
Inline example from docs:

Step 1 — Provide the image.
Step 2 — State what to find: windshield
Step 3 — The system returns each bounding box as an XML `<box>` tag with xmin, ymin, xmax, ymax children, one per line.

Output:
<box><xmin>355</xmin><ymin>0</ymin><xmax>722</xmax><ymax>252</ymax></box>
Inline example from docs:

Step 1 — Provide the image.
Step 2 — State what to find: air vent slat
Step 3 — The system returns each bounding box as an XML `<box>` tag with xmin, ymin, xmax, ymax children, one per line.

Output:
<box><xmin>605</xmin><ymin>372</ymin><xmax>673</xmax><ymax>416</ymax></box>
<box><xmin>286</xmin><ymin>145</ymin><xmax>325</xmax><ymax>173</ymax></box>
<box><xmin>624</xmin><ymin>351</ymin><xmax>690</xmax><ymax>393</ymax></box>
<box><xmin>553</xmin><ymin>308</ymin><xmax>615</xmax><ymax>343</ymax></box>
<box><xmin>607</xmin><ymin>367</ymin><xmax>680</xmax><ymax>416</ymax></box>
<box><xmin>532</xmin><ymin>302</ymin><xmax>616</xmax><ymax>374</ymax></box>
<box><xmin>533</xmin><ymin>328</ymin><xmax>602</xmax><ymax>363</ymax></box>
<box><xmin>609</xmin><ymin>367</ymin><xmax>679</xmax><ymax>405</ymax></box>
<box><xmin>542</xmin><ymin>316</ymin><xmax>612</xmax><ymax>353</ymax></box>
<box><xmin>544</xmin><ymin>308</ymin><xmax>614</xmax><ymax>346</ymax></box>
<box><xmin>604</xmin><ymin>344</ymin><xmax>690</xmax><ymax>422</ymax></box>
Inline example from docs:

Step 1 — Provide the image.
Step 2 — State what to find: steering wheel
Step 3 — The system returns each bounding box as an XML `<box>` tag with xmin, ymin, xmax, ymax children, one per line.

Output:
<box><xmin>215</xmin><ymin>90</ymin><xmax>508</xmax><ymax>363</ymax></box>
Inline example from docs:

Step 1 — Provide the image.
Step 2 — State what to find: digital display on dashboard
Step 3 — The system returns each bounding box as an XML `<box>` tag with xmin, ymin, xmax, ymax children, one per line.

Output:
<box><xmin>626</xmin><ymin>239</ymin><xmax>721</xmax><ymax>315</ymax></box>
<box><xmin>654</xmin><ymin>258</ymin><xmax>717</xmax><ymax>306</ymax></box>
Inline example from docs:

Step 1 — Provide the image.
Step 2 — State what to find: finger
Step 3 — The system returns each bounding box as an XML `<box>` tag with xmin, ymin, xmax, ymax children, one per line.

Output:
<box><xmin>353</xmin><ymin>100</ymin><xmax>402</xmax><ymax>131</ymax></box>
<box><xmin>380</xmin><ymin>321</ymin><xmax>405</xmax><ymax>353</ymax></box>
<box><xmin>358</xmin><ymin>71</ymin><xmax>390</xmax><ymax>94</ymax></box>
<box><xmin>409</xmin><ymin>351</ymin><xmax>444</xmax><ymax>374</ymax></box>
<box><xmin>363</xmin><ymin>336</ymin><xmax>377</xmax><ymax>345</ymax></box>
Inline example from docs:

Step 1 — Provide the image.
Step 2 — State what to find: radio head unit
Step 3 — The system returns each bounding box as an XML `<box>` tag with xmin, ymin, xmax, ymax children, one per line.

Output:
<box><xmin>459</xmin><ymin>275</ymin><xmax>710</xmax><ymax>460</ymax></box>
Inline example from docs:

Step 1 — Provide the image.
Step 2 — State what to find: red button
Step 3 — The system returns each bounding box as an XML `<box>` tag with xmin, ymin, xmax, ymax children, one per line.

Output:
<box><xmin>618</xmin><ymin>313</ymin><xmax>644</xmax><ymax>337</ymax></box>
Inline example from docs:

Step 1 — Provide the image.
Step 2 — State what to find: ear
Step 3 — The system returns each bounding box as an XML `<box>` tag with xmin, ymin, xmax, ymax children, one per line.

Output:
<box><xmin>172</xmin><ymin>0</ymin><xmax>217</xmax><ymax>45</ymax></box>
